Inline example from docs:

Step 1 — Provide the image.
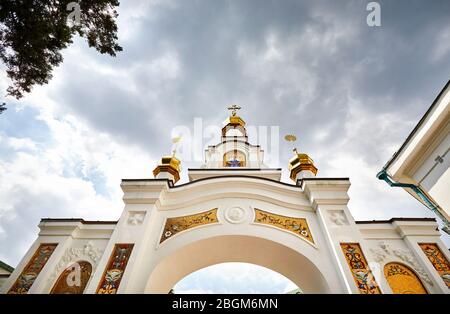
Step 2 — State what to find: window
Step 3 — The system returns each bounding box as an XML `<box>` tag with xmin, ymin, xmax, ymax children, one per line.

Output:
<box><xmin>223</xmin><ymin>150</ymin><xmax>246</xmax><ymax>167</ymax></box>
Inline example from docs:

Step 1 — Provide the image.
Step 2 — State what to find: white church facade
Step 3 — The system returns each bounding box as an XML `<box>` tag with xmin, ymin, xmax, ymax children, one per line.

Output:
<box><xmin>1</xmin><ymin>107</ymin><xmax>450</xmax><ymax>294</ymax></box>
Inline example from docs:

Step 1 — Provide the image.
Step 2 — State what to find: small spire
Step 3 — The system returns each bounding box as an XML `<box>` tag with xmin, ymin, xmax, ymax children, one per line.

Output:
<box><xmin>288</xmin><ymin>145</ymin><xmax>318</xmax><ymax>182</ymax></box>
<box><xmin>171</xmin><ymin>136</ymin><xmax>182</xmax><ymax>157</ymax></box>
<box><xmin>153</xmin><ymin>138</ymin><xmax>182</xmax><ymax>183</ymax></box>
<box><xmin>222</xmin><ymin>105</ymin><xmax>246</xmax><ymax>137</ymax></box>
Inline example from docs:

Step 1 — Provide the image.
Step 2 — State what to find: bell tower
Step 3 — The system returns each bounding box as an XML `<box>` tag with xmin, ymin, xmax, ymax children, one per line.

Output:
<box><xmin>188</xmin><ymin>106</ymin><xmax>281</xmax><ymax>181</ymax></box>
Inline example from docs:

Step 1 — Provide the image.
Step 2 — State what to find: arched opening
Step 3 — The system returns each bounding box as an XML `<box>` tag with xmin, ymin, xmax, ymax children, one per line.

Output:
<box><xmin>50</xmin><ymin>261</ymin><xmax>92</xmax><ymax>294</ymax></box>
<box><xmin>384</xmin><ymin>262</ymin><xmax>427</xmax><ymax>294</ymax></box>
<box><xmin>222</xmin><ymin>125</ymin><xmax>247</xmax><ymax>137</ymax></box>
<box><xmin>172</xmin><ymin>262</ymin><xmax>301</xmax><ymax>294</ymax></box>
<box><xmin>223</xmin><ymin>150</ymin><xmax>246</xmax><ymax>167</ymax></box>
<box><xmin>144</xmin><ymin>235</ymin><xmax>330</xmax><ymax>294</ymax></box>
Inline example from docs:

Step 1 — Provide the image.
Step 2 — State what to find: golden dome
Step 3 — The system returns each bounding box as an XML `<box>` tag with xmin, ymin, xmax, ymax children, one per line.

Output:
<box><xmin>223</xmin><ymin>115</ymin><xmax>246</xmax><ymax>128</ymax></box>
<box><xmin>222</xmin><ymin>104</ymin><xmax>246</xmax><ymax>136</ymax></box>
<box><xmin>288</xmin><ymin>148</ymin><xmax>318</xmax><ymax>181</ymax></box>
<box><xmin>153</xmin><ymin>155</ymin><xmax>182</xmax><ymax>183</ymax></box>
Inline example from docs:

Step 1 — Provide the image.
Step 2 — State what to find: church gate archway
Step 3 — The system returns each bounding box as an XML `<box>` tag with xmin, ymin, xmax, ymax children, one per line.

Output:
<box><xmin>144</xmin><ymin>235</ymin><xmax>331</xmax><ymax>293</ymax></box>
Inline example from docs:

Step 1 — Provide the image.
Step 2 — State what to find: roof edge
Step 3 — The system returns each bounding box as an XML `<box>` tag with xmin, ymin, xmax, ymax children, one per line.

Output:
<box><xmin>355</xmin><ymin>217</ymin><xmax>436</xmax><ymax>224</ymax></box>
<box><xmin>383</xmin><ymin>79</ymin><xmax>450</xmax><ymax>171</ymax></box>
<box><xmin>40</xmin><ymin>218</ymin><xmax>117</xmax><ymax>225</ymax></box>
<box><xmin>0</xmin><ymin>260</ymin><xmax>14</xmax><ymax>273</ymax></box>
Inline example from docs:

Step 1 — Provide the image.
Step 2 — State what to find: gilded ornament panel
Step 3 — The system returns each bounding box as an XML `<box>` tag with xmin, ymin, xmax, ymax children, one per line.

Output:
<box><xmin>340</xmin><ymin>243</ymin><xmax>381</xmax><ymax>294</ymax></box>
<box><xmin>419</xmin><ymin>243</ymin><xmax>450</xmax><ymax>288</ymax></box>
<box><xmin>384</xmin><ymin>262</ymin><xmax>427</xmax><ymax>294</ymax></box>
<box><xmin>50</xmin><ymin>261</ymin><xmax>92</xmax><ymax>294</ymax></box>
<box><xmin>96</xmin><ymin>243</ymin><xmax>134</xmax><ymax>294</ymax></box>
<box><xmin>160</xmin><ymin>209</ymin><xmax>218</xmax><ymax>243</ymax></box>
<box><xmin>253</xmin><ymin>209</ymin><xmax>314</xmax><ymax>244</ymax></box>
<box><xmin>8</xmin><ymin>243</ymin><xmax>58</xmax><ymax>294</ymax></box>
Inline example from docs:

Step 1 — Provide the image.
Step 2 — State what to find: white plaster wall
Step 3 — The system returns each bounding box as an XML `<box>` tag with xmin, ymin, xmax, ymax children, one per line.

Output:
<box><xmin>0</xmin><ymin>277</ymin><xmax>8</xmax><ymax>289</ymax></box>
<box><xmin>413</xmin><ymin>129</ymin><xmax>450</xmax><ymax>218</ymax></box>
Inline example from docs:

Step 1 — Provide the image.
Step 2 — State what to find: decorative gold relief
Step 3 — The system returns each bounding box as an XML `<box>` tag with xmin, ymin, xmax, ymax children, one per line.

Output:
<box><xmin>96</xmin><ymin>243</ymin><xmax>134</xmax><ymax>294</ymax></box>
<box><xmin>419</xmin><ymin>243</ymin><xmax>450</xmax><ymax>288</ymax></box>
<box><xmin>8</xmin><ymin>243</ymin><xmax>58</xmax><ymax>294</ymax></box>
<box><xmin>160</xmin><ymin>209</ymin><xmax>219</xmax><ymax>243</ymax></box>
<box><xmin>384</xmin><ymin>262</ymin><xmax>427</xmax><ymax>294</ymax></box>
<box><xmin>340</xmin><ymin>243</ymin><xmax>381</xmax><ymax>294</ymax></box>
<box><xmin>253</xmin><ymin>209</ymin><xmax>314</xmax><ymax>244</ymax></box>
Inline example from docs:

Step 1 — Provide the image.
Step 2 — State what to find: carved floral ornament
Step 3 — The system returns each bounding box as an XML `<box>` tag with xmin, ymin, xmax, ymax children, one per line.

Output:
<box><xmin>328</xmin><ymin>210</ymin><xmax>349</xmax><ymax>226</ymax></box>
<box><xmin>370</xmin><ymin>241</ymin><xmax>433</xmax><ymax>286</ymax></box>
<box><xmin>48</xmin><ymin>241</ymin><xmax>104</xmax><ymax>284</ymax></box>
<box><xmin>127</xmin><ymin>211</ymin><xmax>146</xmax><ymax>225</ymax></box>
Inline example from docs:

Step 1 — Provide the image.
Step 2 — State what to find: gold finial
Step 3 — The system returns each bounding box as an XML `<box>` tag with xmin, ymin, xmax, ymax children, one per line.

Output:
<box><xmin>227</xmin><ymin>104</ymin><xmax>241</xmax><ymax>117</ymax></box>
<box><xmin>284</xmin><ymin>134</ymin><xmax>299</xmax><ymax>154</ymax></box>
<box><xmin>284</xmin><ymin>134</ymin><xmax>297</xmax><ymax>142</ymax></box>
<box><xmin>285</xmin><ymin>134</ymin><xmax>317</xmax><ymax>181</ymax></box>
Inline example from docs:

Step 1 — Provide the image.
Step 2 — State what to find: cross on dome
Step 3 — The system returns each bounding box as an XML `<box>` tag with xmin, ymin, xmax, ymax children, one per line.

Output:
<box><xmin>227</xmin><ymin>104</ymin><xmax>241</xmax><ymax>116</ymax></box>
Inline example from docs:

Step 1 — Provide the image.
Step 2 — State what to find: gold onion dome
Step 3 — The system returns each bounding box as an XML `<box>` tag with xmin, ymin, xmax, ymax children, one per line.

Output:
<box><xmin>222</xmin><ymin>104</ymin><xmax>246</xmax><ymax>136</ymax></box>
<box><xmin>223</xmin><ymin>115</ymin><xmax>246</xmax><ymax>128</ymax></box>
<box><xmin>152</xmin><ymin>154</ymin><xmax>182</xmax><ymax>183</ymax></box>
<box><xmin>288</xmin><ymin>148</ymin><xmax>318</xmax><ymax>182</ymax></box>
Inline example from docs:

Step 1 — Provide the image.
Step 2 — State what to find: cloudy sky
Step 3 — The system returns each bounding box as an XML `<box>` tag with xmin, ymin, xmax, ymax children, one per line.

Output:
<box><xmin>1</xmin><ymin>0</ymin><xmax>450</xmax><ymax>293</ymax></box>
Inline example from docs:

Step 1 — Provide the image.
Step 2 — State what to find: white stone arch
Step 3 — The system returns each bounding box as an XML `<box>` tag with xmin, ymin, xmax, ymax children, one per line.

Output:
<box><xmin>144</xmin><ymin>235</ymin><xmax>332</xmax><ymax>294</ymax></box>
<box><xmin>119</xmin><ymin>177</ymin><xmax>347</xmax><ymax>294</ymax></box>
<box><xmin>157</xmin><ymin>176</ymin><xmax>311</xmax><ymax>211</ymax></box>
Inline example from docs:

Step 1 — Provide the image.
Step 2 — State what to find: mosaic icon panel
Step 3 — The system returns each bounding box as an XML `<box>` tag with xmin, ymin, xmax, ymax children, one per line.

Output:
<box><xmin>419</xmin><ymin>243</ymin><xmax>450</xmax><ymax>288</ymax></box>
<box><xmin>96</xmin><ymin>243</ymin><xmax>134</xmax><ymax>294</ymax></box>
<box><xmin>340</xmin><ymin>243</ymin><xmax>381</xmax><ymax>294</ymax></box>
<box><xmin>8</xmin><ymin>243</ymin><xmax>58</xmax><ymax>294</ymax></box>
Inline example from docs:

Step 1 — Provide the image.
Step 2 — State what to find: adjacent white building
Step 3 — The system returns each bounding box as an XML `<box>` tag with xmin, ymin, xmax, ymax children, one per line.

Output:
<box><xmin>0</xmin><ymin>261</ymin><xmax>14</xmax><ymax>289</ymax></box>
<box><xmin>378</xmin><ymin>80</ymin><xmax>450</xmax><ymax>234</ymax></box>
<box><xmin>1</xmin><ymin>108</ymin><xmax>449</xmax><ymax>294</ymax></box>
